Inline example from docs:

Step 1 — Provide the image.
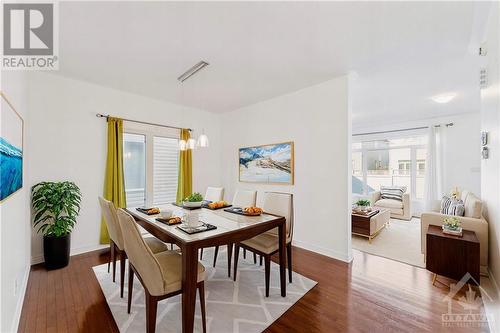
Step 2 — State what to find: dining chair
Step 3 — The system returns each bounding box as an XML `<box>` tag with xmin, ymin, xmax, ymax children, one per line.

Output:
<box><xmin>233</xmin><ymin>192</ymin><xmax>294</xmax><ymax>297</ymax></box>
<box><xmin>211</xmin><ymin>190</ymin><xmax>257</xmax><ymax>273</ymax></box>
<box><xmin>205</xmin><ymin>186</ymin><xmax>224</xmax><ymax>202</ymax></box>
<box><xmin>98</xmin><ymin>197</ymin><xmax>170</xmax><ymax>298</ymax></box>
<box><xmin>116</xmin><ymin>209</ymin><xmax>207</xmax><ymax>333</ymax></box>
<box><xmin>199</xmin><ymin>186</ymin><xmax>225</xmax><ymax>261</ymax></box>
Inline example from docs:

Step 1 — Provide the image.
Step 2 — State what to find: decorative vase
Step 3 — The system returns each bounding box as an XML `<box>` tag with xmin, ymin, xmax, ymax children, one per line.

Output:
<box><xmin>43</xmin><ymin>233</ymin><xmax>71</xmax><ymax>269</ymax></box>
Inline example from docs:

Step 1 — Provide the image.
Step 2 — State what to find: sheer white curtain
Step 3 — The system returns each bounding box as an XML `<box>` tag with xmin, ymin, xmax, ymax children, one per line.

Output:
<box><xmin>424</xmin><ymin>125</ymin><xmax>448</xmax><ymax>210</ymax></box>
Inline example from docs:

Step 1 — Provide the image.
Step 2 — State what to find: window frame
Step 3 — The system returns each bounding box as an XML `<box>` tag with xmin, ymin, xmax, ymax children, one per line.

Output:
<box><xmin>352</xmin><ymin>143</ymin><xmax>426</xmax><ymax>200</ymax></box>
<box><xmin>123</xmin><ymin>122</ymin><xmax>180</xmax><ymax>207</ymax></box>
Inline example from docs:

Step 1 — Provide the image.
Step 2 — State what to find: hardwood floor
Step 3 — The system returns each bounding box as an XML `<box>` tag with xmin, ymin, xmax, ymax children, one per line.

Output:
<box><xmin>18</xmin><ymin>247</ymin><xmax>488</xmax><ymax>333</ymax></box>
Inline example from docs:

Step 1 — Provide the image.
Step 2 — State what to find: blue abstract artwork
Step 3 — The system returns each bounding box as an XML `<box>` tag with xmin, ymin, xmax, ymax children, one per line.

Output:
<box><xmin>0</xmin><ymin>137</ymin><xmax>23</xmax><ymax>200</ymax></box>
<box><xmin>239</xmin><ymin>142</ymin><xmax>294</xmax><ymax>184</ymax></box>
<box><xmin>1</xmin><ymin>93</ymin><xmax>23</xmax><ymax>202</ymax></box>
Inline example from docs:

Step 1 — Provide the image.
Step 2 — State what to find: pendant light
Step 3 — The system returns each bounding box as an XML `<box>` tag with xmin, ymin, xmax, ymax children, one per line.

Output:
<box><xmin>197</xmin><ymin>129</ymin><xmax>209</xmax><ymax>147</ymax></box>
<box><xmin>177</xmin><ymin>60</ymin><xmax>211</xmax><ymax>150</ymax></box>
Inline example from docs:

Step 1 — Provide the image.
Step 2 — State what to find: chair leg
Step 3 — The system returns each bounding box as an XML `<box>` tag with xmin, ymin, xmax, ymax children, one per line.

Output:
<box><xmin>287</xmin><ymin>243</ymin><xmax>292</xmax><ymax>283</ymax></box>
<box><xmin>259</xmin><ymin>255</ymin><xmax>263</xmax><ymax>266</ymax></box>
<box><xmin>145</xmin><ymin>291</ymin><xmax>158</xmax><ymax>333</ymax></box>
<box><xmin>120</xmin><ymin>251</ymin><xmax>126</xmax><ymax>298</ymax></box>
<box><xmin>264</xmin><ymin>255</ymin><xmax>271</xmax><ymax>297</ymax></box>
<box><xmin>233</xmin><ymin>244</ymin><xmax>240</xmax><ymax>281</ymax></box>
<box><xmin>111</xmin><ymin>241</ymin><xmax>117</xmax><ymax>282</ymax></box>
<box><xmin>227</xmin><ymin>243</ymin><xmax>233</xmax><ymax>278</ymax></box>
<box><xmin>243</xmin><ymin>248</ymin><xmax>246</xmax><ymax>259</ymax></box>
<box><xmin>200</xmin><ymin>248</ymin><xmax>204</xmax><ymax>260</ymax></box>
<box><xmin>213</xmin><ymin>246</ymin><xmax>219</xmax><ymax>267</ymax></box>
<box><xmin>253</xmin><ymin>252</ymin><xmax>257</xmax><ymax>264</ymax></box>
<box><xmin>128</xmin><ymin>265</ymin><xmax>134</xmax><ymax>314</ymax></box>
<box><xmin>170</xmin><ymin>243</ymin><xmax>174</xmax><ymax>250</ymax></box>
<box><xmin>198</xmin><ymin>282</ymin><xmax>207</xmax><ymax>333</ymax></box>
<box><xmin>107</xmin><ymin>242</ymin><xmax>112</xmax><ymax>273</ymax></box>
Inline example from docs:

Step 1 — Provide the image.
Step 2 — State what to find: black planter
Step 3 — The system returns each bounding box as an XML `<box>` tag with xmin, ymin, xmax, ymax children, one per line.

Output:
<box><xmin>43</xmin><ymin>233</ymin><xmax>71</xmax><ymax>269</ymax></box>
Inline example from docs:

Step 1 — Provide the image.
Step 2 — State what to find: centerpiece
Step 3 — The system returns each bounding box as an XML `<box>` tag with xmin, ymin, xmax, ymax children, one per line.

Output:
<box><xmin>442</xmin><ymin>216</ymin><xmax>462</xmax><ymax>236</ymax></box>
<box><xmin>354</xmin><ymin>199</ymin><xmax>371</xmax><ymax>213</ymax></box>
<box><xmin>182</xmin><ymin>192</ymin><xmax>204</xmax><ymax>208</ymax></box>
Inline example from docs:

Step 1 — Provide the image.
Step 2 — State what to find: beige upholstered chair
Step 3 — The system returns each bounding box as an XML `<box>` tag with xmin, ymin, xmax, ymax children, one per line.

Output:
<box><xmin>205</xmin><ymin>186</ymin><xmax>224</xmax><ymax>202</ymax></box>
<box><xmin>232</xmin><ymin>189</ymin><xmax>257</xmax><ymax>207</ymax></box>
<box><xmin>98</xmin><ymin>197</ymin><xmax>169</xmax><ymax>298</ymax></box>
<box><xmin>371</xmin><ymin>191</ymin><xmax>411</xmax><ymax>220</ymax></box>
<box><xmin>421</xmin><ymin>190</ymin><xmax>488</xmax><ymax>273</ymax></box>
<box><xmin>116</xmin><ymin>209</ymin><xmax>207</xmax><ymax>333</ymax></box>
<box><xmin>211</xmin><ymin>190</ymin><xmax>258</xmax><ymax>272</ymax></box>
<box><xmin>234</xmin><ymin>192</ymin><xmax>294</xmax><ymax>297</ymax></box>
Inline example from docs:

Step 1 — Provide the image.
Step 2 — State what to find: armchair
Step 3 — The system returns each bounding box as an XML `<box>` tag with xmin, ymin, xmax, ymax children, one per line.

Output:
<box><xmin>371</xmin><ymin>191</ymin><xmax>411</xmax><ymax>220</ymax></box>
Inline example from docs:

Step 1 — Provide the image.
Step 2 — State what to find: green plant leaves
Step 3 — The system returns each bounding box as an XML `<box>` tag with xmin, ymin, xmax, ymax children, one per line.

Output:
<box><xmin>31</xmin><ymin>181</ymin><xmax>82</xmax><ymax>237</ymax></box>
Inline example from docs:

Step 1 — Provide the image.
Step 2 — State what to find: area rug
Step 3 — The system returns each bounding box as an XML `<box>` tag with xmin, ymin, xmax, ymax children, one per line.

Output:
<box><xmin>93</xmin><ymin>247</ymin><xmax>317</xmax><ymax>333</ymax></box>
<box><xmin>351</xmin><ymin>217</ymin><xmax>425</xmax><ymax>268</ymax></box>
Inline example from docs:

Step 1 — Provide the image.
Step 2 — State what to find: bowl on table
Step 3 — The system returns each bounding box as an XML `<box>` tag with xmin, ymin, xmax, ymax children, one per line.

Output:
<box><xmin>182</xmin><ymin>201</ymin><xmax>203</xmax><ymax>208</ymax></box>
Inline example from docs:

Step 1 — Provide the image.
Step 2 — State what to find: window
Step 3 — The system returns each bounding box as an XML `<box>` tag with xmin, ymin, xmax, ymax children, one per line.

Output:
<box><xmin>123</xmin><ymin>133</ymin><xmax>146</xmax><ymax>207</ymax></box>
<box><xmin>123</xmin><ymin>127</ymin><xmax>179</xmax><ymax>207</ymax></box>
<box><xmin>153</xmin><ymin>136</ymin><xmax>179</xmax><ymax>205</ymax></box>
<box><xmin>352</xmin><ymin>135</ymin><xmax>427</xmax><ymax>200</ymax></box>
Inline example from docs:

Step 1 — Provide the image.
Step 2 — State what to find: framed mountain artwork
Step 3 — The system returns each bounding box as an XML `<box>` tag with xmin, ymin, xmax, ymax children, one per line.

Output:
<box><xmin>239</xmin><ymin>142</ymin><xmax>294</xmax><ymax>185</ymax></box>
<box><xmin>0</xmin><ymin>92</ymin><xmax>23</xmax><ymax>202</ymax></box>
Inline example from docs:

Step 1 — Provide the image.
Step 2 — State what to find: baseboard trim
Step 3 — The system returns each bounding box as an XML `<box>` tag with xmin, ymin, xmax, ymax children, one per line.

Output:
<box><xmin>11</xmin><ymin>265</ymin><xmax>30</xmax><ymax>333</ymax></box>
<box><xmin>31</xmin><ymin>244</ymin><xmax>108</xmax><ymax>265</ymax></box>
<box><xmin>487</xmin><ymin>268</ymin><xmax>500</xmax><ymax>297</ymax></box>
<box><xmin>292</xmin><ymin>239</ymin><xmax>353</xmax><ymax>263</ymax></box>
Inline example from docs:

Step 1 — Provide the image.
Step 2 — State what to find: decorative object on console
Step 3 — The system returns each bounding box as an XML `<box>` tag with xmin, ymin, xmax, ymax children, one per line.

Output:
<box><xmin>442</xmin><ymin>216</ymin><xmax>462</xmax><ymax>236</ymax></box>
<box><xmin>32</xmin><ymin>181</ymin><xmax>82</xmax><ymax>269</ymax></box>
<box><xmin>354</xmin><ymin>199</ymin><xmax>371</xmax><ymax>212</ymax></box>
<box><xmin>239</xmin><ymin>142</ymin><xmax>294</xmax><ymax>184</ymax></box>
<box><xmin>449</xmin><ymin>187</ymin><xmax>460</xmax><ymax>200</ymax></box>
<box><xmin>0</xmin><ymin>92</ymin><xmax>23</xmax><ymax>202</ymax></box>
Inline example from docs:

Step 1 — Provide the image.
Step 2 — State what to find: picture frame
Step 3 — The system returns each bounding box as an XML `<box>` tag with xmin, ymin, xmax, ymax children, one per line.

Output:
<box><xmin>239</xmin><ymin>141</ymin><xmax>294</xmax><ymax>185</ymax></box>
<box><xmin>0</xmin><ymin>91</ymin><xmax>24</xmax><ymax>202</ymax></box>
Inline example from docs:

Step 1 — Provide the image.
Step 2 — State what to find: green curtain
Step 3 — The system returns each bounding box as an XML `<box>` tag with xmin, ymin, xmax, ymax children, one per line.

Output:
<box><xmin>100</xmin><ymin>117</ymin><xmax>126</xmax><ymax>244</ymax></box>
<box><xmin>176</xmin><ymin>129</ymin><xmax>193</xmax><ymax>203</ymax></box>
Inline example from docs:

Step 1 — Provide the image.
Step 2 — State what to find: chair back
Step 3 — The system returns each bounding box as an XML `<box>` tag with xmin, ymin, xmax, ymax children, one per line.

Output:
<box><xmin>98</xmin><ymin>197</ymin><xmax>124</xmax><ymax>250</ymax></box>
<box><xmin>232</xmin><ymin>190</ymin><xmax>257</xmax><ymax>207</ymax></box>
<box><xmin>205</xmin><ymin>187</ymin><xmax>224</xmax><ymax>202</ymax></box>
<box><xmin>116</xmin><ymin>209</ymin><xmax>165</xmax><ymax>295</ymax></box>
<box><xmin>263</xmin><ymin>192</ymin><xmax>294</xmax><ymax>242</ymax></box>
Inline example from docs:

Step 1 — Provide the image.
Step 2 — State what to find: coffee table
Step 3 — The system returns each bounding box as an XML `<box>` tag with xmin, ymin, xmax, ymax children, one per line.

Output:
<box><xmin>426</xmin><ymin>225</ymin><xmax>480</xmax><ymax>285</ymax></box>
<box><xmin>351</xmin><ymin>209</ymin><xmax>390</xmax><ymax>243</ymax></box>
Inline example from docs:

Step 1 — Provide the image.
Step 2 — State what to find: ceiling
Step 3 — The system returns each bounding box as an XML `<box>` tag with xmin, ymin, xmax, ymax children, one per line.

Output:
<box><xmin>56</xmin><ymin>1</ymin><xmax>489</xmax><ymax>118</ymax></box>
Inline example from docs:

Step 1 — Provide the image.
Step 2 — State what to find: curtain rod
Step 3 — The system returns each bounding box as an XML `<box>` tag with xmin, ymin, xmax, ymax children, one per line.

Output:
<box><xmin>95</xmin><ymin>114</ymin><xmax>192</xmax><ymax>132</ymax></box>
<box><xmin>352</xmin><ymin>123</ymin><xmax>453</xmax><ymax>137</ymax></box>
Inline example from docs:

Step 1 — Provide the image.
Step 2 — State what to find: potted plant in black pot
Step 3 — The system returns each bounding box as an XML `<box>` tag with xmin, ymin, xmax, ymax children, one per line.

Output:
<box><xmin>32</xmin><ymin>181</ymin><xmax>82</xmax><ymax>269</ymax></box>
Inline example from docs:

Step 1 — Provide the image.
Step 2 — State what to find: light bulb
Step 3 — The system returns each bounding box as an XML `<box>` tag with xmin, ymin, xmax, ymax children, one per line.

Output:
<box><xmin>179</xmin><ymin>139</ymin><xmax>187</xmax><ymax>151</ymax></box>
<box><xmin>187</xmin><ymin>138</ymin><xmax>196</xmax><ymax>150</ymax></box>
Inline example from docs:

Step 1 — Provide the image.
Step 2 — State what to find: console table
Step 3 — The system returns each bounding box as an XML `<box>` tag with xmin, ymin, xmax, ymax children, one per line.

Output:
<box><xmin>426</xmin><ymin>225</ymin><xmax>480</xmax><ymax>285</ymax></box>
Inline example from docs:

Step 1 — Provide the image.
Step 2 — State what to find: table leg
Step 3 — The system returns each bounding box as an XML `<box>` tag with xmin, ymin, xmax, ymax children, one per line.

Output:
<box><xmin>181</xmin><ymin>244</ymin><xmax>198</xmax><ymax>333</ymax></box>
<box><xmin>227</xmin><ymin>243</ymin><xmax>233</xmax><ymax>278</ymax></box>
<box><xmin>278</xmin><ymin>221</ymin><xmax>286</xmax><ymax>297</ymax></box>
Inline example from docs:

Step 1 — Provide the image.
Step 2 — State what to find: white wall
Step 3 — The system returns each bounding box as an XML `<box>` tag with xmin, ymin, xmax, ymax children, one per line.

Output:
<box><xmin>353</xmin><ymin>113</ymin><xmax>482</xmax><ymax>209</ymax></box>
<box><xmin>0</xmin><ymin>72</ymin><xmax>31</xmax><ymax>333</ymax></box>
<box><xmin>220</xmin><ymin>77</ymin><xmax>352</xmax><ymax>262</ymax></box>
<box><xmin>27</xmin><ymin>72</ymin><xmax>222</xmax><ymax>263</ymax></box>
<box><xmin>480</xmin><ymin>2</ymin><xmax>500</xmax><ymax>289</ymax></box>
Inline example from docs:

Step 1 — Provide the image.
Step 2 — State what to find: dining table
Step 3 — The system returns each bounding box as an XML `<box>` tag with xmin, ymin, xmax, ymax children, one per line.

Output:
<box><xmin>126</xmin><ymin>204</ymin><xmax>287</xmax><ymax>333</ymax></box>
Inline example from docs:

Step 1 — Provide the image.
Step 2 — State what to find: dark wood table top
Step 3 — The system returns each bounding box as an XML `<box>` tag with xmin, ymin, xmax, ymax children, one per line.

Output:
<box><xmin>427</xmin><ymin>225</ymin><xmax>479</xmax><ymax>243</ymax></box>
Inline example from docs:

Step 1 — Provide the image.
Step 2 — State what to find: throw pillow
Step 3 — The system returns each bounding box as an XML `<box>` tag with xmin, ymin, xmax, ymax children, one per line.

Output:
<box><xmin>380</xmin><ymin>186</ymin><xmax>406</xmax><ymax>201</ymax></box>
<box><xmin>440</xmin><ymin>196</ymin><xmax>465</xmax><ymax>216</ymax></box>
